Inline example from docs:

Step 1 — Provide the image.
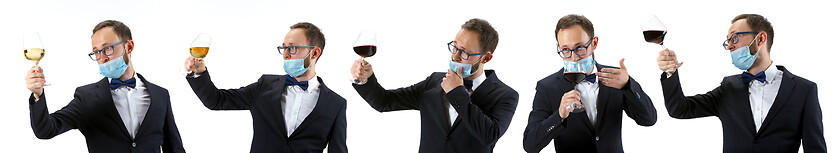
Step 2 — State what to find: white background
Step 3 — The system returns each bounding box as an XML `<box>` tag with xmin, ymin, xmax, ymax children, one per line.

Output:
<box><xmin>0</xmin><ymin>0</ymin><xmax>836</xmax><ymax>152</ymax></box>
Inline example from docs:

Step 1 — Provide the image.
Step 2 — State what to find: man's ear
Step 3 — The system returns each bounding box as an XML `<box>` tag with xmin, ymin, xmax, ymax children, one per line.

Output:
<box><xmin>125</xmin><ymin>40</ymin><xmax>135</xmax><ymax>54</ymax></box>
<box><xmin>591</xmin><ymin>36</ymin><xmax>599</xmax><ymax>51</ymax></box>
<box><xmin>481</xmin><ymin>52</ymin><xmax>493</xmax><ymax>63</ymax></box>
<box><xmin>757</xmin><ymin>32</ymin><xmax>768</xmax><ymax>46</ymax></box>
<box><xmin>311</xmin><ymin>47</ymin><xmax>322</xmax><ymax>62</ymax></box>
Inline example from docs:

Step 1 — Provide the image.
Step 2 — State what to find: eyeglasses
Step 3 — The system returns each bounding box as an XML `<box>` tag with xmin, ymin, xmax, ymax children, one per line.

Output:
<box><xmin>447</xmin><ymin>41</ymin><xmax>488</xmax><ymax>61</ymax></box>
<box><xmin>277</xmin><ymin>45</ymin><xmax>316</xmax><ymax>55</ymax></box>
<box><xmin>557</xmin><ymin>38</ymin><xmax>593</xmax><ymax>58</ymax></box>
<box><xmin>722</xmin><ymin>31</ymin><xmax>758</xmax><ymax>50</ymax></box>
<box><xmin>88</xmin><ymin>41</ymin><xmax>127</xmax><ymax>61</ymax></box>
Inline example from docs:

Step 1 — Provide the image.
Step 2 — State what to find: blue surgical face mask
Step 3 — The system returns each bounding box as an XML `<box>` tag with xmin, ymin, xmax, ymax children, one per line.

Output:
<box><xmin>449</xmin><ymin>60</ymin><xmax>474</xmax><ymax>78</ymax></box>
<box><xmin>730</xmin><ymin>36</ymin><xmax>759</xmax><ymax>70</ymax></box>
<box><xmin>99</xmin><ymin>56</ymin><xmax>129</xmax><ymax>78</ymax></box>
<box><xmin>284</xmin><ymin>50</ymin><xmax>312</xmax><ymax>77</ymax></box>
<box><xmin>563</xmin><ymin>55</ymin><xmax>595</xmax><ymax>73</ymax></box>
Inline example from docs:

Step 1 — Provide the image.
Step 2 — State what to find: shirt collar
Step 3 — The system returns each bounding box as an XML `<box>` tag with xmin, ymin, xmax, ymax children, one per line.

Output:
<box><xmin>467</xmin><ymin>70</ymin><xmax>486</xmax><ymax>91</ymax></box>
<box><xmin>764</xmin><ymin>64</ymin><xmax>780</xmax><ymax>83</ymax></box>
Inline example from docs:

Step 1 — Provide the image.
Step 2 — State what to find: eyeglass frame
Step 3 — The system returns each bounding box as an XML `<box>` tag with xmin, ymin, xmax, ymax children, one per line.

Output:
<box><xmin>557</xmin><ymin>38</ymin><xmax>594</xmax><ymax>58</ymax></box>
<box><xmin>722</xmin><ymin>31</ymin><xmax>758</xmax><ymax>50</ymax></box>
<box><xmin>88</xmin><ymin>41</ymin><xmax>127</xmax><ymax>61</ymax></box>
<box><xmin>277</xmin><ymin>45</ymin><xmax>316</xmax><ymax>55</ymax></box>
<box><xmin>447</xmin><ymin>41</ymin><xmax>489</xmax><ymax>61</ymax></box>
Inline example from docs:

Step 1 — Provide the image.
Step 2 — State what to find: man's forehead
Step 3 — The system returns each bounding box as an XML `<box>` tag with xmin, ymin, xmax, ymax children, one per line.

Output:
<box><xmin>455</xmin><ymin>30</ymin><xmax>479</xmax><ymax>46</ymax></box>
<box><xmin>91</xmin><ymin>27</ymin><xmax>120</xmax><ymax>46</ymax></box>
<box><xmin>556</xmin><ymin>28</ymin><xmax>588</xmax><ymax>45</ymax></box>
<box><xmin>729</xmin><ymin>19</ymin><xmax>750</xmax><ymax>33</ymax></box>
<box><xmin>284</xmin><ymin>29</ymin><xmax>307</xmax><ymax>44</ymax></box>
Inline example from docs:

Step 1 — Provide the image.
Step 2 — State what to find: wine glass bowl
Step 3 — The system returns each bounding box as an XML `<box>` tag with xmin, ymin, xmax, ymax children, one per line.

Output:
<box><xmin>351</xmin><ymin>30</ymin><xmax>377</xmax><ymax>84</ymax></box>
<box><xmin>642</xmin><ymin>15</ymin><xmax>681</xmax><ymax>72</ymax></box>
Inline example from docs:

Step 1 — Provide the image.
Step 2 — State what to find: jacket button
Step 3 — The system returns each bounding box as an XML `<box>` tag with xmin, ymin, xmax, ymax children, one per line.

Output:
<box><xmin>595</xmin><ymin>137</ymin><xmax>599</xmax><ymax>141</ymax></box>
<box><xmin>132</xmin><ymin>142</ymin><xmax>136</xmax><ymax>147</ymax></box>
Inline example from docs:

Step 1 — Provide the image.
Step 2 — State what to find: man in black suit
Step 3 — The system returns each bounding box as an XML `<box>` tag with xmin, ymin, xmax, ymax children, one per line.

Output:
<box><xmin>657</xmin><ymin>14</ymin><xmax>826</xmax><ymax>152</ymax></box>
<box><xmin>350</xmin><ymin>18</ymin><xmax>518</xmax><ymax>153</ymax></box>
<box><xmin>24</xmin><ymin>20</ymin><xmax>185</xmax><ymax>153</ymax></box>
<box><xmin>184</xmin><ymin>22</ymin><xmax>347</xmax><ymax>153</ymax></box>
<box><xmin>522</xmin><ymin>14</ymin><xmax>657</xmax><ymax>153</ymax></box>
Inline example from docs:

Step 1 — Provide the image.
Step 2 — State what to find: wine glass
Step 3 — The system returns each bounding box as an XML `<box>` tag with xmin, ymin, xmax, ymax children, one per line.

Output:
<box><xmin>24</xmin><ymin>32</ymin><xmax>50</xmax><ymax>88</ymax></box>
<box><xmin>642</xmin><ymin>15</ymin><xmax>682</xmax><ymax>73</ymax></box>
<box><xmin>183</xmin><ymin>33</ymin><xmax>211</xmax><ymax>76</ymax></box>
<box><xmin>562</xmin><ymin>66</ymin><xmax>585</xmax><ymax>113</ymax></box>
<box><xmin>351</xmin><ymin>30</ymin><xmax>376</xmax><ymax>84</ymax></box>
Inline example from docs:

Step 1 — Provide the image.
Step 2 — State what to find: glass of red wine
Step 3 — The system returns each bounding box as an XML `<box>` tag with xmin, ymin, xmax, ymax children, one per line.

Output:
<box><xmin>642</xmin><ymin>15</ymin><xmax>681</xmax><ymax>73</ymax></box>
<box><xmin>563</xmin><ymin>66</ymin><xmax>586</xmax><ymax>113</ymax></box>
<box><xmin>352</xmin><ymin>30</ymin><xmax>376</xmax><ymax>84</ymax></box>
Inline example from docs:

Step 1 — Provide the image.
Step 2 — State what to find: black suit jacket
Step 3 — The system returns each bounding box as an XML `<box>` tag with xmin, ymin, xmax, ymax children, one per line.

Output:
<box><xmin>523</xmin><ymin>64</ymin><xmax>657</xmax><ymax>153</ymax></box>
<box><xmin>187</xmin><ymin>71</ymin><xmax>347</xmax><ymax>153</ymax></box>
<box><xmin>353</xmin><ymin>70</ymin><xmax>519</xmax><ymax>153</ymax></box>
<box><xmin>661</xmin><ymin>66</ymin><xmax>826</xmax><ymax>153</ymax></box>
<box><xmin>29</xmin><ymin>74</ymin><xmax>185</xmax><ymax>153</ymax></box>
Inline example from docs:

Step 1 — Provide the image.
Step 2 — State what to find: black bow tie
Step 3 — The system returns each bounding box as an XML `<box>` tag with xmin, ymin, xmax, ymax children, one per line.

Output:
<box><xmin>285</xmin><ymin>75</ymin><xmax>309</xmax><ymax>91</ymax></box>
<box><xmin>585</xmin><ymin>73</ymin><xmax>597</xmax><ymax>83</ymax></box>
<box><xmin>741</xmin><ymin>71</ymin><xmax>766</xmax><ymax>83</ymax></box>
<box><xmin>110</xmin><ymin>78</ymin><xmax>136</xmax><ymax>90</ymax></box>
<box><xmin>463</xmin><ymin>79</ymin><xmax>474</xmax><ymax>91</ymax></box>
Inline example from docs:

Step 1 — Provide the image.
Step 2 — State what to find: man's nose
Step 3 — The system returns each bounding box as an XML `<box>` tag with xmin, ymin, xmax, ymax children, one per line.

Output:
<box><xmin>568</xmin><ymin>54</ymin><xmax>581</xmax><ymax>61</ymax></box>
<box><xmin>451</xmin><ymin>53</ymin><xmax>461</xmax><ymax>62</ymax></box>
<box><xmin>98</xmin><ymin>56</ymin><xmax>110</xmax><ymax>64</ymax></box>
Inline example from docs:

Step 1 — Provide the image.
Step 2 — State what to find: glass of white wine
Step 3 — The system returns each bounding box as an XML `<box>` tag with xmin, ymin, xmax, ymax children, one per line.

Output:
<box><xmin>24</xmin><ymin>32</ymin><xmax>50</xmax><ymax>88</ymax></box>
<box><xmin>183</xmin><ymin>33</ymin><xmax>211</xmax><ymax>76</ymax></box>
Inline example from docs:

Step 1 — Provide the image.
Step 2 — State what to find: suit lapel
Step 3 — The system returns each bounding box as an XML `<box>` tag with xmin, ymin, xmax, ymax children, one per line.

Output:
<box><xmin>96</xmin><ymin>77</ymin><xmax>133</xmax><ymax>140</ymax></box>
<box><xmin>277</xmin><ymin>75</ymin><xmax>290</xmax><ymax>138</ymax></box>
<box><xmin>757</xmin><ymin>66</ymin><xmax>795</xmax><ymax>134</ymax></box>
<box><xmin>593</xmin><ymin>64</ymin><xmax>609</xmax><ymax>129</ymax></box>
<box><xmin>730</xmin><ymin>76</ymin><xmax>757</xmax><ymax>133</ymax></box>
<box><xmin>135</xmin><ymin>74</ymin><xmax>161</xmax><ymax>139</ymax></box>
<box><xmin>288</xmin><ymin>76</ymin><xmax>329</xmax><ymax>138</ymax></box>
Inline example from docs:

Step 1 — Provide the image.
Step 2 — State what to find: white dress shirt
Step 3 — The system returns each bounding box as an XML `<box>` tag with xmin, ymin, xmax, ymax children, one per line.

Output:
<box><xmin>748</xmin><ymin>65</ymin><xmax>782</xmax><ymax>132</ymax></box>
<box><xmin>110</xmin><ymin>74</ymin><xmax>151</xmax><ymax>139</ymax></box>
<box><xmin>281</xmin><ymin>75</ymin><xmax>321</xmax><ymax>136</ymax></box>
<box><xmin>448</xmin><ymin>72</ymin><xmax>486</xmax><ymax>126</ymax></box>
<box><xmin>576</xmin><ymin>67</ymin><xmax>600</xmax><ymax>126</ymax></box>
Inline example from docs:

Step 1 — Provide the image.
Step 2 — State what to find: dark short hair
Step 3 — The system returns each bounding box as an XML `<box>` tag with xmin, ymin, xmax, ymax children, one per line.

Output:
<box><xmin>290</xmin><ymin>22</ymin><xmax>326</xmax><ymax>53</ymax></box>
<box><xmin>555</xmin><ymin>14</ymin><xmax>594</xmax><ymax>41</ymax></box>
<box><xmin>732</xmin><ymin>14</ymin><xmax>774</xmax><ymax>51</ymax></box>
<box><xmin>92</xmin><ymin>20</ymin><xmax>132</xmax><ymax>41</ymax></box>
<box><xmin>461</xmin><ymin>18</ymin><xmax>499</xmax><ymax>53</ymax></box>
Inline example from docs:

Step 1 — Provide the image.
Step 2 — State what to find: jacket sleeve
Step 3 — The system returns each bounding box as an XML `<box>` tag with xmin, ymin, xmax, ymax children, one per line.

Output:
<box><xmin>186</xmin><ymin>70</ymin><xmax>259</xmax><ymax>110</ymax></box>
<box><xmin>523</xmin><ymin>83</ymin><xmax>566</xmax><ymax>153</ymax></box>
<box><xmin>801</xmin><ymin>83</ymin><xmax>826</xmax><ymax>153</ymax></box>
<box><xmin>621</xmin><ymin>76</ymin><xmax>657</xmax><ymax>126</ymax></box>
<box><xmin>29</xmin><ymin>90</ymin><xmax>83</xmax><ymax>139</ymax></box>
<box><xmin>352</xmin><ymin>73</ymin><xmax>430</xmax><ymax>112</ymax></box>
<box><xmin>660</xmin><ymin>70</ymin><xmax>722</xmax><ymax>119</ymax></box>
<box><xmin>161</xmin><ymin>90</ymin><xmax>186</xmax><ymax>153</ymax></box>
<box><xmin>445</xmin><ymin>85</ymin><xmax>519</xmax><ymax>146</ymax></box>
<box><xmin>327</xmin><ymin>99</ymin><xmax>348</xmax><ymax>153</ymax></box>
